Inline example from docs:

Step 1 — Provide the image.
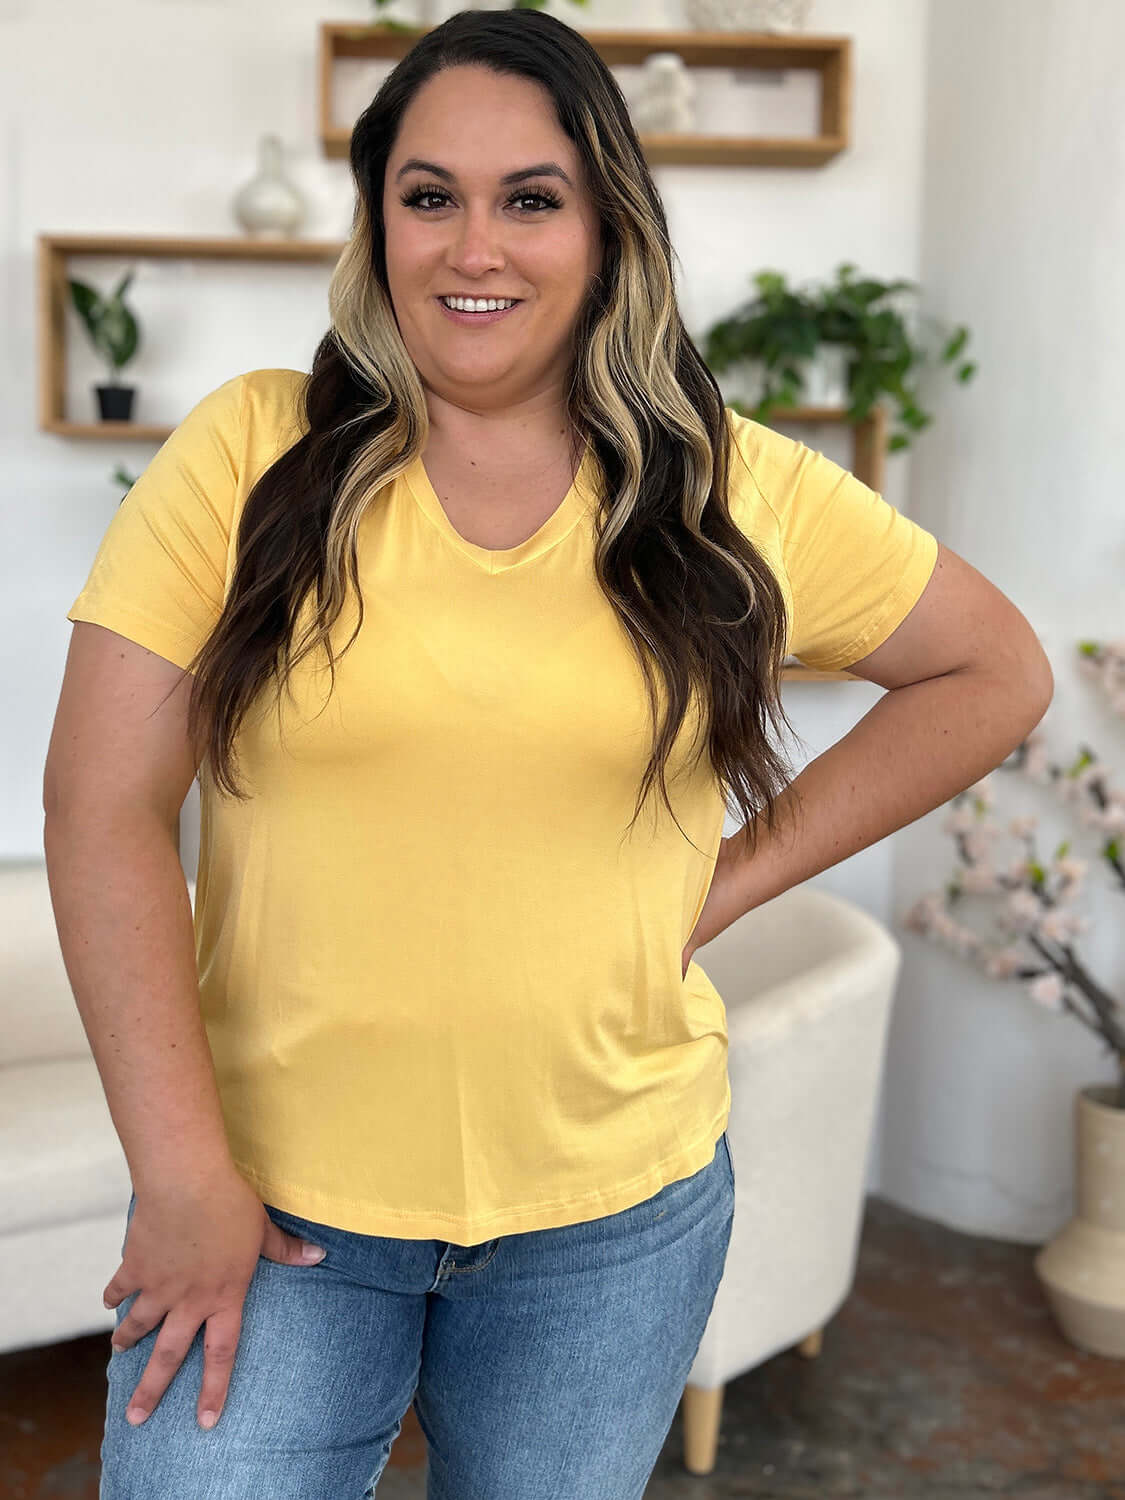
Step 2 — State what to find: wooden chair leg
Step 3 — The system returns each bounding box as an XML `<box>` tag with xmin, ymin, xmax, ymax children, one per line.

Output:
<box><xmin>681</xmin><ymin>1381</ymin><xmax>724</xmax><ymax>1476</ymax></box>
<box><xmin>797</xmin><ymin>1327</ymin><xmax>824</xmax><ymax>1358</ymax></box>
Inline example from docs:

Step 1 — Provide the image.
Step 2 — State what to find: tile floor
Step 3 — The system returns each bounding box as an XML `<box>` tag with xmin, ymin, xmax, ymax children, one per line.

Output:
<box><xmin>1</xmin><ymin>1195</ymin><xmax>1121</xmax><ymax>1499</ymax></box>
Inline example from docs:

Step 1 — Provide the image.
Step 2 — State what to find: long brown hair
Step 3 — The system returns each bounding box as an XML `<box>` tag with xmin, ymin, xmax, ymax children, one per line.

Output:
<box><xmin>183</xmin><ymin>8</ymin><xmax>802</xmax><ymax>854</ymax></box>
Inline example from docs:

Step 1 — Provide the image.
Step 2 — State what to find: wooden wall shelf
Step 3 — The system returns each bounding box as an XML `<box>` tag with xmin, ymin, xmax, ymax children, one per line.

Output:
<box><xmin>318</xmin><ymin>23</ymin><xmax>851</xmax><ymax>167</ymax></box>
<box><xmin>38</xmin><ymin>233</ymin><xmax>344</xmax><ymax>436</ymax></box>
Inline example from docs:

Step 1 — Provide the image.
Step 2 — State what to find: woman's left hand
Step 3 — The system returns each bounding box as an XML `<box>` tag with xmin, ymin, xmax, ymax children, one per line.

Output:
<box><xmin>680</xmin><ymin>834</ymin><xmax>747</xmax><ymax>978</ymax></box>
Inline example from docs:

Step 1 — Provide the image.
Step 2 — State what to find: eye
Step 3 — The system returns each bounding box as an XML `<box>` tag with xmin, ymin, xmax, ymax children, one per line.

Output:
<box><xmin>398</xmin><ymin>183</ymin><xmax>564</xmax><ymax>214</ymax></box>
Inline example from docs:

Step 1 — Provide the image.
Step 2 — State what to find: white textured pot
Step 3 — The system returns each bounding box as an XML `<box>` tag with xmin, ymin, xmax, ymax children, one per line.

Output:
<box><xmin>684</xmin><ymin>0</ymin><xmax>812</xmax><ymax>31</ymax></box>
<box><xmin>1034</xmin><ymin>1083</ymin><xmax>1125</xmax><ymax>1359</ymax></box>
<box><xmin>799</xmin><ymin>345</ymin><xmax>849</xmax><ymax>407</ymax></box>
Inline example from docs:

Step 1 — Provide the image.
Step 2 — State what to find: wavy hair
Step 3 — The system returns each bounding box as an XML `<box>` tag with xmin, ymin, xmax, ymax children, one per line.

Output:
<box><xmin>183</xmin><ymin>8</ymin><xmax>803</xmax><ymax>854</ymax></box>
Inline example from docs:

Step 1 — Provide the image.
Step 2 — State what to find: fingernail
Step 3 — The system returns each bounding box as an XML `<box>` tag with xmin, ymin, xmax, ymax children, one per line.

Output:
<box><xmin>199</xmin><ymin>1409</ymin><xmax>217</xmax><ymax>1430</ymax></box>
<box><xmin>125</xmin><ymin>1405</ymin><xmax>147</xmax><ymax>1425</ymax></box>
<box><xmin>301</xmin><ymin>1242</ymin><xmax>326</xmax><ymax>1263</ymax></box>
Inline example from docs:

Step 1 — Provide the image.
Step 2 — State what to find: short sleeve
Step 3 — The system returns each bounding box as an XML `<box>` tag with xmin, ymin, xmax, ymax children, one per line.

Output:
<box><xmin>727</xmin><ymin>413</ymin><xmax>939</xmax><ymax>672</ymax></box>
<box><xmin>66</xmin><ymin>373</ymin><xmax>245</xmax><ymax>672</ymax></box>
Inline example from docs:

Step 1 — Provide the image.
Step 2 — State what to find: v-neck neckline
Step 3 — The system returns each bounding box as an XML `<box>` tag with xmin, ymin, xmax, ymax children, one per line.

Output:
<box><xmin>403</xmin><ymin>441</ymin><xmax>596</xmax><ymax>574</ymax></box>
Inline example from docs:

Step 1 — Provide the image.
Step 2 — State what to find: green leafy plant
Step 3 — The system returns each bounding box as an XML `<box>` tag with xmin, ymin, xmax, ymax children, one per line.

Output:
<box><xmin>68</xmin><ymin>271</ymin><xmax>140</xmax><ymax>387</ymax></box>
<box><xmin>111</xmin><ymin>464</ymin><xmax>139</xmax><ymax>500</ymax></box>
<box><xmin>702</xmin><ymin>262</ymin><xmax>977</xmax><ymax>452</ymax></box>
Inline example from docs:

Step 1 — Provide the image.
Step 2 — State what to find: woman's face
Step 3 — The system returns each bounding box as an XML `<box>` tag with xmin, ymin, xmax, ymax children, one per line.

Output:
<box><xmin>382</xmin><ymin>64</ymin><xmax>603</xmax><ymax>418</ymax></box>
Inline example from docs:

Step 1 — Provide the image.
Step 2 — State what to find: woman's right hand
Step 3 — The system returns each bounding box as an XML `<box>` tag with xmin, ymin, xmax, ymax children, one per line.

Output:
<box><xmin>102</xmin><ymin>1168</ymin><xmax>327</xmax><ymax>1431</ymax></box>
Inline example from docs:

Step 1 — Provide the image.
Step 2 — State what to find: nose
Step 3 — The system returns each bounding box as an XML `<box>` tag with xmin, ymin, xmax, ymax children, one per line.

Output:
<box><xmin>446</xmin><ymin>204</ymin><xmax>506</xmax><ymax>279</ymax></box>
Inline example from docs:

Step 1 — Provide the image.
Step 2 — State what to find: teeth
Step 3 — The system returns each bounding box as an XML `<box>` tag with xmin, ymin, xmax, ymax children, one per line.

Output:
<box><xmin>440</xmin><ymin>296</ymin><xmax>516</xmax><ymax>312</ymax></box>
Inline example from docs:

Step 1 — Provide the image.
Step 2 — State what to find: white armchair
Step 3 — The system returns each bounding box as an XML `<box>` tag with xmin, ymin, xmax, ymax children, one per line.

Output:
<box><xmin>681</xmin><ymin>882</ymin><xmax>902</xmax><ymax>1475</ymax></box>
<box><xmin>0</xmin><ymin>858</ymin><xmax>193</xmax><ymax>1355</ymax></box>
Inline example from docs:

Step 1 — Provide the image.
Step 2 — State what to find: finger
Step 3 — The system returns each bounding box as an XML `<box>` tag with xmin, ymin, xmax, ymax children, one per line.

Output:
<box><xmin>196</xmin><ymin>1303</ymin><xmax>245</xmax><ymax>1431</ymax></box>
<box><xmin>103</xmin><ymin>1267</ymin><xmax>135</xmax><ymax>1310</ymax></box>
<box><xmin>121</xmin><ymin>1312</ymin><xmax>201</xmax><ymax>1426</ymax></box>
<box><xmin>110</xmin><ymin>1294</ymin><xmax>163</xmax><ymax>1354</ymax></box>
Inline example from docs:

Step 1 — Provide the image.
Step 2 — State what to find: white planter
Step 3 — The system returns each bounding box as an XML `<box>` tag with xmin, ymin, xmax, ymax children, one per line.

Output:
<box><xmin>684</xmin><ymin>0</ymin><xmax>812</xmax><ymax>31</ymax></box>
<box><xmin>799</xmin><ymin>345</ymin><xmax>849</xmax><ymax>407</ymax></box>
<box><xmin>1035</xmin><ymin>1083</ymin><xmax>1125</xmax><ymax>1360</ymax></box>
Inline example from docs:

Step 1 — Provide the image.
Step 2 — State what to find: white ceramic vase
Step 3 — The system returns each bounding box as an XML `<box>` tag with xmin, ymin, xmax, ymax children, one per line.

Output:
<box><xmin>233</xmin><ymin>134</ymin><xmax>307</xmax><ymax>239</ymax></box>
<box><xmin>1035</xmin><ymin>1083</ymin><xmax>1125</xmax><ymax>1359</ymax></box>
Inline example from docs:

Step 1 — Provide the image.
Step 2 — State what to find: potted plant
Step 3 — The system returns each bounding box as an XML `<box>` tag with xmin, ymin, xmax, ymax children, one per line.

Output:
<box><xmin>904</xmin><ymin>638</ymin><xmax>1125</xmax><ymax>1357</ymax></box>
<box><xmin>702</xmin><ymin>262</ymin><xmax>977</xmax><ymax>452</ymax></box>
<box><xmin>68</xmin><ymin>270</ymin><xmax>141</xmax><ymax>422</ymax></box>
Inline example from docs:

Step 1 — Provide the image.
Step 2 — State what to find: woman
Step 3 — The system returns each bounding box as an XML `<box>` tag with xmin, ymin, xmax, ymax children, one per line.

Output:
<box><xmin>45</xmin><ymin>9</ymin><xmax>1052</xmax><ymax>1498</ymax></box>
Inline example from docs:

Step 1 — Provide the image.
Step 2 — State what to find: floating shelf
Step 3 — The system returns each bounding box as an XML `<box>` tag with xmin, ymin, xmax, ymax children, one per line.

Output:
<box><xmin>37</xmin><ymin>232</ymin><xmax>344</xmax><ymax>436</ymax></box>
<box><xmin>318</xmin><ymin>23</ymin><xmax>851</xmax><ymax>167</ymax></box>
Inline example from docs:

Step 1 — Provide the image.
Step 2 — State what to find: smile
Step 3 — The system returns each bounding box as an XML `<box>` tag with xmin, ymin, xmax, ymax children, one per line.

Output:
<box><xmin>435</xmin><ymin>297</ymin><xmax>523</xmax><ymax>326</ymax></box>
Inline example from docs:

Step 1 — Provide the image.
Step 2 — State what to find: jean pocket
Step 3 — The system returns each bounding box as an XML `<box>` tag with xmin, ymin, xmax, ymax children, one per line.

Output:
<box><xmin>262</xmin><ymin>1201</ymin><xmax>338</xmax><ymax>1245</ymax></box>
<box><xmin>721</xmin><ymin>1130</ymin><xmax>735</xmax><ymax>1190</ymax></box>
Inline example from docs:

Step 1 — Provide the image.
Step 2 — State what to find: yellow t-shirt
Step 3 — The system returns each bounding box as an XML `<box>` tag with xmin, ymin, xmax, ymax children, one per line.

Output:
<box><xmin>66</xmin><ymin>368</ymin><xmax>938</xmax><ymax>1242</ymax></box>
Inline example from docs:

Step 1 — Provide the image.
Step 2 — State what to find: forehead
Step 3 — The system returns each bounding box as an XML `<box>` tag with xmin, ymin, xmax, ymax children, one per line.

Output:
<box><xmin>389</xmin><ymin>65</ymin><xmax>578</xmax><ymax>177</ymax></box>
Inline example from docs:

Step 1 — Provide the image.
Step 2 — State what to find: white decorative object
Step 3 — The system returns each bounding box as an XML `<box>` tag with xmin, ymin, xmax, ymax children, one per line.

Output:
<box><xmin>685</xmin><ymin>0</ymin><xmax>812</xmax><ymax>31</ymax></box>
<box><xmin>800</xmin><ymin>344</ymin><xmax>849</xmax><ymax>406</ymax></box>
<box><xmin>232</xmin><ymin>134</ymin><xmax>307</xmax><ymax>239</ymax></box>
<box><xmin>631</xmin><ymin>52</ymin><xmax>697</xmax><ymax>135</ymax></box>
<box><xmin>1036</xmin><ymin>1086</ymin><xmax>1125</xmax><ymax>1359</ymax></box>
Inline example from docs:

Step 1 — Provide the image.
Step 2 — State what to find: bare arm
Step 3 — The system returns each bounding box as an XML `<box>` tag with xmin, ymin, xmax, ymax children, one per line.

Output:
<box><xmin>685</xmin><ymin>543</ymin><xmax>1055</xmax><ymax>954</ymax></box>
<box><xmin>43</xmin><ymin>621</ymin><xmax>237</xmax><ymax>1195</ymax></box>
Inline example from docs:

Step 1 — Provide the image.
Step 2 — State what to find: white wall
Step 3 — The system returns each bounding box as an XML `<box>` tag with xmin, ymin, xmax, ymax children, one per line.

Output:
<box><xmin>15</xmin><ymin>0</ymin><xmax>1106</xmax><ymax>1239</ymax></box>
<box><xmin>877</xmin><ymin>0</ymin><xmax>1125</xmax><ymax>1241</ymax></box>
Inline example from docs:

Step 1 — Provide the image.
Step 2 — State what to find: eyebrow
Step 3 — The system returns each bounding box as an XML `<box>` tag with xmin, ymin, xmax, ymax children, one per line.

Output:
<box><xmin>394</xmin><ymin>157</ymin><xmax>574</xmax><ymax>190</ymax></box>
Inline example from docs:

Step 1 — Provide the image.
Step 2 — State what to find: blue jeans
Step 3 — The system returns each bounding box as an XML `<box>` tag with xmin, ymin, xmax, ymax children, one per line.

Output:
<box><xmin>100</xmin><ymin>1132</ymin><xmax>735</xmax><ymax>1499</ymax></box>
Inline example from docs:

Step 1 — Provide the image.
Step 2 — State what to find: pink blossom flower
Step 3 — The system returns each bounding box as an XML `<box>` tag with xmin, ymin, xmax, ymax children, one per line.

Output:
<box><xmin>985</xmin><ymin>946</ymin><xmax>1026</xmax><ymax>978</ymax></box>
<box><xmin>944</xmin><ymin>807</ymin><xmax>976</xmax><ymax>836</ymax></box>
<box><xmin>903</xmin><ymin>895</ymin><xmax>942</xmax><ymax>933</ymax></box>
<box><xmin>1028</xmin><ymin>972</ymin><xmax>1066</xmax><ymax>1012</ymax></box>
<box><xmin>1024</xmin><ymin>744</ymin><xmax>1051</xmax><ymax>783</ymax></box>
<box><xmin>1002</xmin><ymin>889</ymin><xmax>1044</xmax><ymax>934</ymax></box>
<box><xmin>1038</xmin><ymin>909</ymin><xmax>1081</xmax><ymax>942</ymax></box>
<box><xmin>968</xmin><ymin>776</ymin><xmax>996</xmax><ymax>808</ymax></box>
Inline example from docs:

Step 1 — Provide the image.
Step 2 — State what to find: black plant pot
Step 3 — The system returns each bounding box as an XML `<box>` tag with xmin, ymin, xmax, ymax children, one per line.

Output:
<box><xmin>95</xmin><ymin>385</ymin><xmax>136</xmax><ymax>421</ymax></box>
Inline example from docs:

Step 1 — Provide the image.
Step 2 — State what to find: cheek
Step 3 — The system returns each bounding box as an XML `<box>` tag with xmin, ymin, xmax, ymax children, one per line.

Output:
<box><xmin>533</xmin><ymin>230</ymin><xmax>597</xmax><ymax>289</ymax></box>
<box><xmin>383</xmin><ymin>216</ymin><xmax>429</xmax><ymax>276</ymax></box>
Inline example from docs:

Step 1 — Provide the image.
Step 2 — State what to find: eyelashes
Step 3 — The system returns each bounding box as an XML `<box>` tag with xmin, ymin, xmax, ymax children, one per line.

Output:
<box><xmin>398</xmin><ymin>183</ymin><xmax>565</xmax><ymax>215</ymax></box>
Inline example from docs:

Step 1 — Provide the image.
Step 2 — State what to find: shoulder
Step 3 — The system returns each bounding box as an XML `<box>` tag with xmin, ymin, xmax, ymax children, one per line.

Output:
<box><xmin>721</xmin><ymin>405</ymin><xmax>799</xmax><ymax>537</ymax></box>
<box><xmin>238</xmin><ymin>367</ymin><xmax>310</xmax><ymax>432</ymax></box>
<box><xmin>724</xmin><ymin>406</ymin><xmax>807</xmax><ymax>492</ymax></box>
<box><xmin>225</xmin><ymin>368</ymin><xmax>311</xmax><ymax>473</ymax></box>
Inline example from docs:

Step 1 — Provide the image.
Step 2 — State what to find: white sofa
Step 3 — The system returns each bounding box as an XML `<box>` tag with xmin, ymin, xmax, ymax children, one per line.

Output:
<box><xmin>1</xmin><ymin>857</ymin><xmax>900</xmax><ymax>1484</ymax></box>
